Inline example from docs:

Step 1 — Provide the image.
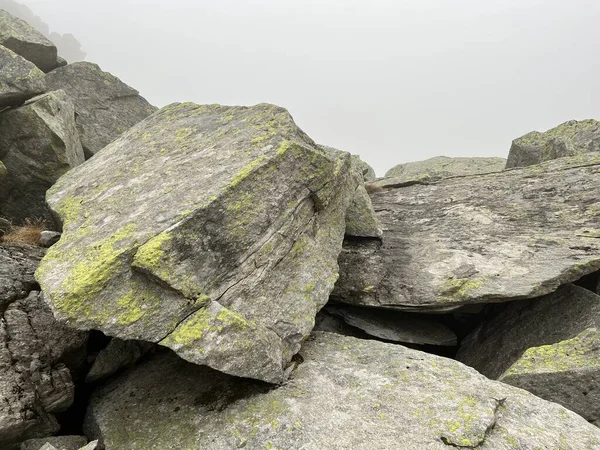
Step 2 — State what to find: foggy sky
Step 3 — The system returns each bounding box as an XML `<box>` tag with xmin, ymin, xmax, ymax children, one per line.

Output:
<box><xmin>17</xmin><ymin>0</ymin><xmax>600</xmax><ymax>175</ymax></box>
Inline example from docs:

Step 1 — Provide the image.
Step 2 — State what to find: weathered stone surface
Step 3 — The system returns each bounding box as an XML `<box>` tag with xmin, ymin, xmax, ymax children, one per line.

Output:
<box><xmin>506</xmin><ymin>119</ymin><xmax>600</xmax><ymax>168</ymax></box>
<box><xmin>20</xmin><ymin>436</ymin><xmax>87</xmax><ymax>450</ymax></box>
<box><xmin>39</xmin><ymin>231</ymin><xmax>61</xmax><ymax>248</ymax></box>
<box><xmin>37</xmin><ymin>102</ymin><xmax>357</xmax><ymax>383</ymax></box>
<box><xmin>0</xmin><ymin>10</ymin><xmax>57</xmax><ymax>72</ymax></box>
<box><xmin>1</xmin><ymin>290</ymin><xmax>88</xmax><ymax>449</ymax></box>
<box><xmin>85</xmin><ymin>332</ymin><xmax>600</xmax><ymax>449</ymax></box>
<box><xmin>333</xmin><ymin>153</ymin><xmax>600</xmax><ymax>312</ymax></box>
<box><xmin>44</xmin><ymin>62</ymin><xmax>157</xmax><ymax>158</ymax></box>
<box><xmin>0</xmin><ymin>44</ymin><xmax>45</xmax><ymax>107</ymax></box>
<box><xmin>345</xmin><ymin>185</ymin><xmax>382</xmax><ymax>238</ymax></box>
<box><xmin>352</xmin><ymin>154</ymin><xmax>376</xmax><ymax>181</ymax></box>
<box><xmin>325</xmin><ymin>305</ymin><xmax>456</xmax><ymax>346</ymax></box>
<box><xmin>384</xmin><ymin>156</ymin><xmax>506</xmax><ymax>182</ymax></box>
<box><xmin>0</xmin><ymin>244</ymin><xmax>45</xmax><ymax>310</ymax></box>
<box><xmin>86</xmin><ymin>338</ymin><xmax>153</xmax><ymax>383</ymax></box>
<box><xmin>0</xmin><ymin>90</ymin><xmax>85</xmax><ymax>225</ymax></box>
<box><xmin>457</xmin><ymin>284</ymin><xmax>600</xmax><ymax>421</ymax></box>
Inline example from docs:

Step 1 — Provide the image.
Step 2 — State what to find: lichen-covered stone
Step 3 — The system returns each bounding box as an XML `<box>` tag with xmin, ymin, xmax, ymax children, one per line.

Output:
<box><xmin>384</xmin><ymin>156</ymin><xmax>506</xmax><ymax>182</ymax></box>
<box><xmin>84</xmin><ymin>332</ymin><xmax>600</xmax><ymax>450</ymax></box>
<box><xmin>0</xmin><ymin>10</ymin><xmax>57</xmax><ymax>72</ymax></box>
<box><xmin>37</xmin><ymin>102</ymin><xmax>358</xmax><ymax>383</ymax></box>
<box><xmin>0</xmin><ymin>90</ymin><xmax>84</xmax><ymax>226</ymax></box>
<box><xmin>458</xmin><ymin>284</ymin><xmax>600</xmax><ymax>421</ymax></box>
<box><xmin>0</xmin><ymin>44</ymin><xmax>45</xmax><ymax>107</ymax></box>
<box><xmin>352</xmin><ymin>154</ymin><xmax>376</xmax><ymax>181</ymax></box>
<box><xmin>44</xmin><ymin>62</ymin><xmax>157</xmax><ymax>158</ymax></box>
<box><xmin>506</xmin><ymin>119</ymin><xmax>600</xmax><ymax>168</ymax></box>
<box><xmin>333</xmin><ymin>153</ymin><xmax>600</xmax><ymax>311</ymax></box>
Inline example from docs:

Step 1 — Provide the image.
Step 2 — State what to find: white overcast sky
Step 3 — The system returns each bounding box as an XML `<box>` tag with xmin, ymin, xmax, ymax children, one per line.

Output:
<box><xmin>17</xmin><ymin>0</ymin><xmax>600</xmax><ymax>175</ymax></box>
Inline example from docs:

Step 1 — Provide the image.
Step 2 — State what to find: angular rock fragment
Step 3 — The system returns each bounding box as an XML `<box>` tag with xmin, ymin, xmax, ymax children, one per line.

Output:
<box><xmin>324</xmin><ymin>305</ymin><xmax>456</xmax><ymax>346</ymax></box>
<box><xmin>0</xmin><ymin>44</ymin><xmax>45</xmax><ymax>107</ymax></box>
<box><xmin>506</xmin><ymin>119</ymin><xmax>600</xmax><ymax>168</ymax></box>
<box><xmin>0</xmin><ymin>244</ymin><xmax>45</xmax><ymax>310</ymax></box>
<box><xmin>385</xmin><ymin>156</ymin><xmax>506</xmax><ymax>182</ymax></box>
<box><xmin>0</xmin><ymin>10</ymin><xmax>58</xmax><ymax>72</ymax></box>
<box><xmin>457</xmin><ymin>284</ymin><xmax>600</xmax><ymax>421</ymax></box>
<box><xmin>20</xmin><ymin>435</ymin><xmax>88</xmax><ymax>450</ymax></box>
<box><xmin>37</xmin><ymin>102</ymin><xmax>358</xmax><ymax>383</ymax></box>
<box><xmin>0</xmin><ymin>90</ymin><xmax>84</xmax><ymax>225</ymax></box>
<box><xmin>352</xmin><ymin>155</ymin><xmax>376</xmax><ymax>181</ymax></box>
<box><xmin>86</xmin><ymin>338</ymin><xmax>153</xmax><ymax>383</ymax></box>
<box><xmin>45</xmin><ymin>62</ymin><xmax>157</xmax><ymax>158</ymax></box>
<box><xmin>84</xmin><ymin>332</ymin><xmax>600</xmax><ymax>450</ymax></box>
<box><xmin>333</xmin><ymin>154</ymin><xmax>600</xmax><ymax>311</ymax></box>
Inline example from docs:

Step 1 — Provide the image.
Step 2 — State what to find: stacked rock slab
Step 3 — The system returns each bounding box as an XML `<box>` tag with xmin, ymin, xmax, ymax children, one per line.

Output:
<box><xmin>0</xmin><ymin>90</ymin><xmax>85</xmax><ymax>225</ymax></box>
<box><xmin>84</xmin><ymin>332</ymin><xmax>600</xmax><ymax>450</ymax></box>
<box><xmin>36</xmin><ymin>102</ymin><xmax>358</xmax><ymax>383</ymax></box>
<box><xmin>384</xmin><ymin>156</ymin><xmax>506</xmax><ymax>182</ymax></box>
<box><xmin>0</xmin><ymin>10</ymin><xmax>58</xmax><ymax>72</ymax></box>
<box><xmin>44</xmin><ymin>62</ymin><xmax>158</xmax><ymax>158</ymax></box>
<box><xmin>0</xmin><ymin>245</ymin><xmax>88</xmax><ymax>450</ymax></box>
<box><xmin>0</xmin><ymin>44</ymin><xmax>45</xmax><ymax>107</ymax></box>
<box><xmin>506</xmin><ymin>119</ymin><xmax>600</xmax><ymax>168</ymax></box>
<box><xmin>457</xmin><ymin>284</ymin><xmax>600</xmax><ymax>422</ymax></box>
<box><xmin>333</xmin><ymin>153</ymin><xmax>600</xmax><ymax>312</ymax></box>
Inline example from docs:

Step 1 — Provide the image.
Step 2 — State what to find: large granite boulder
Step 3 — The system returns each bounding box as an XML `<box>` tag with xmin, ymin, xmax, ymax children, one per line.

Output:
<box><xmin>0</xmin><ymin>10</ymin><xmax>57</xmax><ymax>72</ymax></box>
<box><xmin>457</xmin><ymin>284</ymin><xmax>600</xmax><ymax>421</ymax></box>
<box><xmin>84</xmin><ymin>332</ymin><xmax>600</xmax><ymax>449</ymax></box>
<box><xmin>0</xmin><ymin>90</ymin><xmax>85</xmax><ymax>225</ymax></box>
<box><xmin>36</xmin><ymin>102</ymin><xmax>358</xmax><ymax>383</ymax></box>
<box><xmin>0</xmin><ymin>44</ymin><xmax>45</xmax><ymax>107</ymax></box>
<box><xmin>44</xmin><ymin>62</ymin><xmax>157</xmax><ymax>158</ymax></box>
<box><xmin>506</xmin><ymin>119</ymin><xmax>600</xmax><ymax>168</ymax></box>
<box><xmin>333</xmin><ymin>153</ymin><xmax>600</xmax><ymax>312</ymax></box>
<box><xmin>384</xmin><ymin>156</ymin><xmax>506</xmax><ymax>182</ymax></box>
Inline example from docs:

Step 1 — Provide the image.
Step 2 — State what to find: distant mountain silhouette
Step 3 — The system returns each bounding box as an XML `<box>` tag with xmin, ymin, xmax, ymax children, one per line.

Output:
<box><xmin>0</xmin><ymin>0</ymin><xmax>86</xmax><ymax>62</ymax></box>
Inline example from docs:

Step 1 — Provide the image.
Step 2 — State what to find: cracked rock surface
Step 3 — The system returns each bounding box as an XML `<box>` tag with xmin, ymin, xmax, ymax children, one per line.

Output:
<box><xmin>84</xmin><ymin>332</ymin><xmax>600</xmax><ymax>450</ymax></box>
<box><xmin>44</xmin><ymin>62</ymin><xmax>157</xmax><ymax>158</ymax></box>
<box><xmin>0</xmin><ymin>44</ymin><xmax>45</xmax><ymax>107</ymax></box>
<box><xmin>333</xmin><ymin>153</ymin><xmax>600</xmax><ymax>312</ymax></box>
<box><xmin>36</xmin><ymin>102</ymin><xmax>358</xmax><ymax>383</ymax></box>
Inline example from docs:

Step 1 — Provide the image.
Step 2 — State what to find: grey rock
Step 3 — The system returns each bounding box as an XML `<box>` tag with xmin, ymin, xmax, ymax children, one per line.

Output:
<box><xmin>0</xmin><ymin>10</ymin><xmax>57</xmax><ymax>72</ymax></box>
<box><xmin>78</xmin><ymin>441</ymin><xmax>98</xmax><ymax>450</ymax></box>
<box><xmin>506</xmin><ymin>119</ymin><xmax>600</xmax><ymax>168</ymax></box>
<box><xmin>0</xmin><ymin>44</ymin><xmax>45</xmax><ymax>107</ymax></box>
<box><xmin>457</xmin><ymin>284</ymin><xmax>600</xmax><ymax>421</ymax></box>
<box><xmin>333</xmin><ymin>153</ymin><xmax>600</xmax><ymax>312</ymax></box>
<box><xmin>44</xmin><ymin>62</ymin><xmax>157</xmax><ymax>158</ymax></box>
<box><xmin>345</xmin><ymin>185</ymin><xmax>382</xmax><ymax>238</ymax></box>
<box><xmin>385</xmin><ymin>155</ymin><xmax>506</xmax><ymax>182</ymax></box>
<box><xmin>21</xmin><ymin>436</ymin><xmax>87</xmax><ymax>450</ymax></box>
<box><xmin>0</xmin><ymin>90</ymin><xmax>85</xmax><ymax>225</ymax></box>
<box><xmin>55</xmin><ymin>56</ymin><xmax>67</xmax><ymax>68</ymax></box>
<box><xmin>39</xmin><ymin>231</ymin><xmax>61</xmax><ymax>248</ymax></box>
<box><xmin>84</xmin><ymin>332</ymin><xmax>600</xmax><ymax>450</ymax></box>
<box><xmin>86</xmin><ymin>338</ymin><xmax>153</xmax><ymax>383</ymax></box>
<box><xmin>37</xmin><ymin>102</ymin><xmax>358</xmax><ymax>383</ymax></box>
<box><xmin>0</xmin><ymin>243</ymin><xmax>45</xmax><ymax>310</ymax></box>
<box><xmin>352</xmin><ymin>154</ymin><xmax>376</xmax><ymax>181</ymax></box>
<box><xmin>325</xmin><ymin>304</ymin><xmax>457</xmax><ymax>346</ymax></box>
<box><xmin>38</xmin><ymin>445</ymin><xmax>57</xmax><ymax>450</ymax></box>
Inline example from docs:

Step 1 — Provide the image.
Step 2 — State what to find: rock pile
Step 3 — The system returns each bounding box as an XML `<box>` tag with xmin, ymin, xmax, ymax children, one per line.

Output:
<box><xmin>2</xmin><ymin>7</ymin><xmax>600</xmax><ymax>449</ymax></box>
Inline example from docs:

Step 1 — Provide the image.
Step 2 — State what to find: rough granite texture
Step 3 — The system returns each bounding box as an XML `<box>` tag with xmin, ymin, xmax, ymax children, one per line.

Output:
<box><xmin>86</xmin><ymin>338</ymin><xmax>153</xmax><ymax>383</ymax></box>
<box><xmin>0</xmin><ymin>244</ymin><xmax>45</xmax><ymax>311</ymax></box>
<box><xmin>0</xmin><ymin>90</ymin><xmax>85</xmax><ymax>226</ymax></box>
<box><xmin>384</xmin><ymin>156</ymin><xmax>506</xmax><ymax>182</ymax></box>
<box><xmin>84</xmin><ymin>332</ymin><xmax>600</xmax><ymax>450</ymax></box>
<box><xmin>333</xmin><ymin>153</ymin><xmax>600</xmax><ymax>311</ymax></box>
<box><xmin>44</xmin><ymin>62</ymin><xmax>157</xmax><ymax>158</ymax></box>
<box><xmin>506</xmin><ymin>119</ymin><xmax>600</xmax><ymax>168</ymax></box>
<box><xmin>36</xmin><ymin>102</ymin><xmax>358</xmax><ymax>383</ymax></box>
<box><xmin>458</xmin><ymin>284</ymin><xmax>600</xmax><ymax>421</ymax></box>
<box><xmin>0</xmin><ymin>44</ymin><xmax>45</xmax><ymax>107</ymax></box>
<box><xmin>20</xmin><ymin>435</ymin><xmax>88</xmax><ymax>450</ymax></box>
<box><xmin>0</xmin><ymin>10</ymin><xmax>57</xmax><ymax>72</ymax></box>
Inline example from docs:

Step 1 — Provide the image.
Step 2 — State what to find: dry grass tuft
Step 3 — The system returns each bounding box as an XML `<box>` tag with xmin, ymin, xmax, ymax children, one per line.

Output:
<box><xmin>364</xmin><ymin>183</ymin><xmax>384</xmax><ymax>194</ymax></box>
<box><xmin>1</xmin><ymin>218</ymin><xmax>46</xmax><ymax>246</ymax></box>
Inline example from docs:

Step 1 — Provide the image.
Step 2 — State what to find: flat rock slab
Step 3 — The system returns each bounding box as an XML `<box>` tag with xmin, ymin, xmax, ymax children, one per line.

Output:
<box><xmin>458</xmin><ymin>284</ymin><xmax>600</xmax><ymax>421</ymax></box>
<box><xmin>384</xmin><ymin>155</ymin><xmax>506</xmax><ymax>181</ymax></box>
<box><xmin>0</xmin><ymin>90</ymin><xmax>85</xmax><ymax>225</ymax></box>
<box><xmin>45</xmin><ymin>62</ymin><xmax>157</xmax><ymax>158</ymax></box>
<box><xmin>333</xmin><ymin>153</ymin><xmax>600</xmax><ymax>312</ymax></box>
<box><xmin>0</xmin><ymin>44</ymin><xmax>45</xmax><ymax>107</ymax></box>
<box><xmin>84</xmin><ymin>332</ymin><xmax>600</xmax><ymax>450</ymax></box>
<box><xmin>0</xmin><ymin>10</ymin><xmax>57</xmax><ymax>72</ymax></box>
<box><xmin>37</xmin><ymin>102</ymin><xmax>357</xmax><ymax>383</ymax></box>
<box><xmin>506</xmin><ymin>119</ymin><xmax>600</xmax><ymax>168</ymax></box>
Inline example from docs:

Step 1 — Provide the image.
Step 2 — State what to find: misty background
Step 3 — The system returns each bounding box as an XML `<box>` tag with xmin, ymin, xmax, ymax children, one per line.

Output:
<box><xmin>7</xmin><ymin>0</ymin><xmax>600</xmax><ymax>175</ymax></box>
